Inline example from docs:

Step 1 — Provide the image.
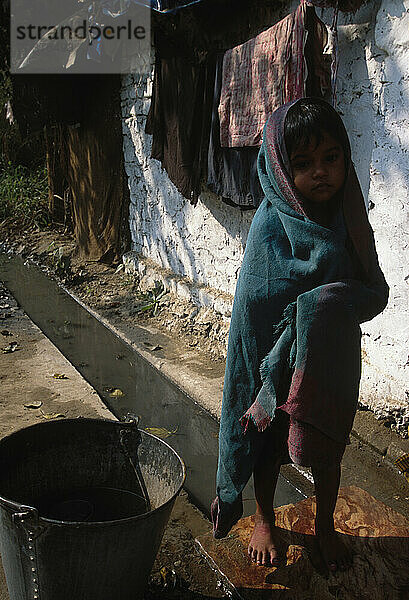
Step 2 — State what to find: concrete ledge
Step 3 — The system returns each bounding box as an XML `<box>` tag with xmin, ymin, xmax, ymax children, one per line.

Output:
<box><xmin>352</xmin><ymin>409</ymin><xmax>409</xmax><ymax>465</ymax></box>
<box><xmin>65</xmin><ymin>284</ymin><xmax>225</xmax><ymax>422</ymax></box>
<box><xmin>123</xmin><ymin>251</ymin><xmax>233</xmax><ymax>319</ymax></box>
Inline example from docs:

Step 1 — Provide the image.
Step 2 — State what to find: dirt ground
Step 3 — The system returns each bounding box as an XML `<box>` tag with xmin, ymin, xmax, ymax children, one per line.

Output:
<box><xmin>0</xmin><ymin>277</ymin><xmax>226</xmax><ymax>599</ymax></box>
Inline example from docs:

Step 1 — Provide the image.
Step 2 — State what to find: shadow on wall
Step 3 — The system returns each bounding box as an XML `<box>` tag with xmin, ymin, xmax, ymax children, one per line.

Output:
<box><xmin>122</xmin><ymin>70</ymin><xmax>255</xmax><ymax>291</ymax></box>
<box><xmin>137</xmin><ymin>156</ymin><xmax>254</xmax><ymax>290</ymax></box>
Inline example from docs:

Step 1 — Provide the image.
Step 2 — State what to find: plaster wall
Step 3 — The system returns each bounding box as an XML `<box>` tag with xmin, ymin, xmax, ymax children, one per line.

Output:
<box><xmin>121</xmin><ymin>0</ymin><xmax>409</xmax><ymax>429</ymax></box>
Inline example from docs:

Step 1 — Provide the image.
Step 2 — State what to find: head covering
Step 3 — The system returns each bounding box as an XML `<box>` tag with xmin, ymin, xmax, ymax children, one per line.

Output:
<box><xmin>212</xmin><ymin>98</ymin><xmax>389</xmax><ymax>538</ymax></box>
<box><xmin>259</xmin><ymin>97</ymin><xmax>383</xmax><ymax>280</ymax></box>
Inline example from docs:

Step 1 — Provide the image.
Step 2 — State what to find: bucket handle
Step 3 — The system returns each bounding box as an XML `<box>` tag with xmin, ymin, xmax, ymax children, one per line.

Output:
<box><xmin>0</xmin><ymin>497</ymin><xmax>39</xmax><ymax>524</ymax></box>
<box><xmin>119</xmin><ymin>414</ymin><xmax>151</xmax><ymax>512</ymax></box>
<box><xmin>12</xmin><ymin>505</ymin><xmax>39</xmax><ymax>525</ymax></box>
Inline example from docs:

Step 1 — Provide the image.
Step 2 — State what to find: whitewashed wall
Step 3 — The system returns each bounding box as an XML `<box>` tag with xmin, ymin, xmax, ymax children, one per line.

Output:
<box><xmin>121</xmin><ymin>0</ymin><xmax>409</xmax><ymax>429</ymax></box>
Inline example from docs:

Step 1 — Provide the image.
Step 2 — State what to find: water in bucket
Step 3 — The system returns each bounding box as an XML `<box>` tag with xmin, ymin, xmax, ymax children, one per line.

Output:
<box><xmin>36</xmin><ymin>486</ymin><xmax>149</xmax><ymax>522</ymax></box>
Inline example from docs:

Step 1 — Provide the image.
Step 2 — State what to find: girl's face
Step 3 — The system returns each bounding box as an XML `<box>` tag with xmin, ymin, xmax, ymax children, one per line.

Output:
<box><xmin>289</xmin><ymin>132</ymin><xmax>345</xmax><ymax>204</ymax></box>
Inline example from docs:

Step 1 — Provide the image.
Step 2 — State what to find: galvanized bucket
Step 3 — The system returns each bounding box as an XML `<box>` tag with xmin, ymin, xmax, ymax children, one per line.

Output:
<box><xmin>0</xmin><ymin>417</ymin><xmax>185</xmax><ymax>600</ymax></box>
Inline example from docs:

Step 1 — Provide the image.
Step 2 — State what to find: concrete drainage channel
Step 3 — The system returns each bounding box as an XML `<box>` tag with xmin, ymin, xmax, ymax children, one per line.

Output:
<box><xmin>0</xmin><ymin>252</ymin><xmax>308</xmax><ymax>597</ymax></box>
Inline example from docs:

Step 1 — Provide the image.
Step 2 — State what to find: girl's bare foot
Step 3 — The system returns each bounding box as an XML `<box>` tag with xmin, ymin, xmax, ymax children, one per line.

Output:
<box><xmin>315</xmin><ymin>527</ymin><xmax>353</xmax><ymax>573</ymax></box>
<box><xmin>311</xmin><ymin>463</ymin><xmax>353</xmax><ymax>573</ymax></box>
<box><xmin>248</xmin><ymin>514</ymin><xmax>282</xmax><ymax>566</ymax></box>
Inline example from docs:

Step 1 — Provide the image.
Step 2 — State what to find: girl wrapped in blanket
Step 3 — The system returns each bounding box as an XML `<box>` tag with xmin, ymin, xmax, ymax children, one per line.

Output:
<box><xmin>211</xmin><ymin>98</ymin><xmax>389</xmax><ymax>573</ymax></box>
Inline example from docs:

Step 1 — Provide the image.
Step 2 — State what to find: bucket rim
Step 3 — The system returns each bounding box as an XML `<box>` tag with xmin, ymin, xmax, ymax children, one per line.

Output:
<box><xmin>0</xmin><ymin>417</ymin><xmax>186</xmax><ymax>527</ymax></box>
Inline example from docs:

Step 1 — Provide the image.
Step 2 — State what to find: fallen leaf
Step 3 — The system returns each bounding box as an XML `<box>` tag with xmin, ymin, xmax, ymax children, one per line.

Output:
<box><xmin>1</xmin><ymin>330</ymin><xmax>12</xmax><ymax>336</ymax></box>
<box><xmin>160</xmin><ymin>566</ymin><xmax>178</xmax><ymax>590</ymax></box>
<box><xmin>110</xmin><ymin>388</ymin><xmax>124</xmax><ymax>397</ymax></box>
<box><xmin>2</xmin><ymin>342</ymin><xmax>19</xmax><ymax>353</ymax></box>
<box><xmin>143</xmin><ymin>342</ymin><xmax>162</xmax><ymax>351</ymax></box>
<box><xmin>52</xmin><ymin>373</ymin><xmax>69</xmax><ymax>379</ymax></box>
<box><xmin>394</xmin><ymin>453</ymin><xmax>409</xmax><ymax>473</ymax></box>
<box><xmin>394</xmin><ymin>453</ymin><xmax>409</xmax><ymax>484</ymax></box>
<box><xmin>145</xmin><ymin>426</ymin><xmax>178</xmax><ymax>439</ymax></box>
<box><xmin>106</xmin><ymin>301</ymin><xmax>120</xmax><ymax>308</ymax></box>
<box><xmin>40</xmin><ymin>410</ymin><xmax>65</xmax><ymax>419</ymax></box>
<box><xmin>24</xmin><ymin>401</ymin><xmax>43</xmax><ymax>409</ymax></box>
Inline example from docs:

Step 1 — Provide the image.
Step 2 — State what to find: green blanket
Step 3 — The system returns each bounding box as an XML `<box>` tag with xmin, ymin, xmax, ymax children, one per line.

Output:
<box><xmin>212</xmin><ymin>99</ymin><xmax>389</xmax><ymax>538</ymax></box>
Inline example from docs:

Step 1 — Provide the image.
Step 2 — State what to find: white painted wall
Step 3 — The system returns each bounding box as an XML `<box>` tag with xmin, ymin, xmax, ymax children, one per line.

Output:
<box><xmin>121</xmin><ymin>0</ymin><xmax>409</xmax><ymax>430</ymax></box>
<box><xmin>121</xmin><ymin>72</ymin><xmax>254</xmax><ymax>296</ymax></box>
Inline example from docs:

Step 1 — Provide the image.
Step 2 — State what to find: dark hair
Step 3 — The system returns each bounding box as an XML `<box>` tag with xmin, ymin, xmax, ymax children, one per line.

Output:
<box><xmin>284</xmin><ymin>98</ymin><xmax>350</xmax><ymax>160</ymax></box>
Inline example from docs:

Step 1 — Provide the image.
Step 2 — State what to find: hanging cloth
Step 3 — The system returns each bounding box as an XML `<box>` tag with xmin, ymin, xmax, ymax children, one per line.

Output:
<box><xmin>207</xmin><ymin>53</ymin><xmax>264</xmax><ymax>209</ymax></box>
<box><xmin>218</xmin><ymin>1</ymin><xmax>330</xmax><ymax>148</ymax></box>
<box><xmin>145</xmin><ymin>34</ymin><xmax>215</xmax><ymax>204</ymax></box>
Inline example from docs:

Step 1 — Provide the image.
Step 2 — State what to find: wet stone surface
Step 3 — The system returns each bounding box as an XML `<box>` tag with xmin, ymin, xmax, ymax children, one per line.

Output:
<box><xmin>146</xmin><ymin>490</ymin><xmax>226</xmax><ymax>599</ymax></box>
<box><xmin>196</xmin><ymin>486</ymin><xmax>409</xmax><ymax>600</ymax></box>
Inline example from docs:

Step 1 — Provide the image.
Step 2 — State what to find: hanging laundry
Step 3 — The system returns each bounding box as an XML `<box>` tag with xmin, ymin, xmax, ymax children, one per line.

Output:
<box><xmin>145</xmin><ymin>33</ymin><xmax>215</xmax><ymax>204</ymax></box>
<box><xmin>218</xmin><ymin>1</ymin><xmax>330</xmax><ymax>148</ymax></box>
<box><xmin>208</xmin><ymin>2</ymin><xmax>331</xmax><ymax>208</ymax></box>
<box><xmin>207</xmin><ymin>53</ymin><xmax>264</xmax><ymax>210</ymax></box>
<box><xmin>309</xmin><ymin>0</ymin><xmax>364</xmax><ymax>11</ymax></box>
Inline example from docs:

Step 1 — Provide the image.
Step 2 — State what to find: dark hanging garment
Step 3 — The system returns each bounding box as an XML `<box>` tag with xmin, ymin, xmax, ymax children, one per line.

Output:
<box><xmin>145</xmin><ymin>36</ymin><xmax>215</xmax><ymax>205</ymax></box>
<box><xmin>207</xmin><ymin>53</ymin><xmax>263</xmax><ymax>210</ymax></box>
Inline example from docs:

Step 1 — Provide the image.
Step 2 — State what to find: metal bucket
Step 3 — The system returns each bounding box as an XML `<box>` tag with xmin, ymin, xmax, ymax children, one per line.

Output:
<box><xmin>0</xmin><ymin>417</ymin><xmax>186</xmax><ymax>600</ymax></box>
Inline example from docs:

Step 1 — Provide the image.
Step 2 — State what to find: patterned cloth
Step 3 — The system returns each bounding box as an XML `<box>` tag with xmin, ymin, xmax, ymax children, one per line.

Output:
<box><xmin>218</xmin><ymin>1</ymin><xmax>330</xmax><ymax>148</ymax></box>
<box><xmin>212</xmin><ymin>98</ymin><xmax>389</xmax><ymax>539</ymax></box>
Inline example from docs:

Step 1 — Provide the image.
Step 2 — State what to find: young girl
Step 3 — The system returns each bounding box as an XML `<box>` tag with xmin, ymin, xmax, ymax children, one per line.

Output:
<box><xmin>211</xmin><ymin>98</ymin><xmax>389</xmax><ymax>574</ymax></box>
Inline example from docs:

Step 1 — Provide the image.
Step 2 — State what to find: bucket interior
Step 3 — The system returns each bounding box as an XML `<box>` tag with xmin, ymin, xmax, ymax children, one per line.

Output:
<box><xmin>0</xmin><ymin>419</ymin><xmax>185</xmax><ymax>522</ymax></box>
